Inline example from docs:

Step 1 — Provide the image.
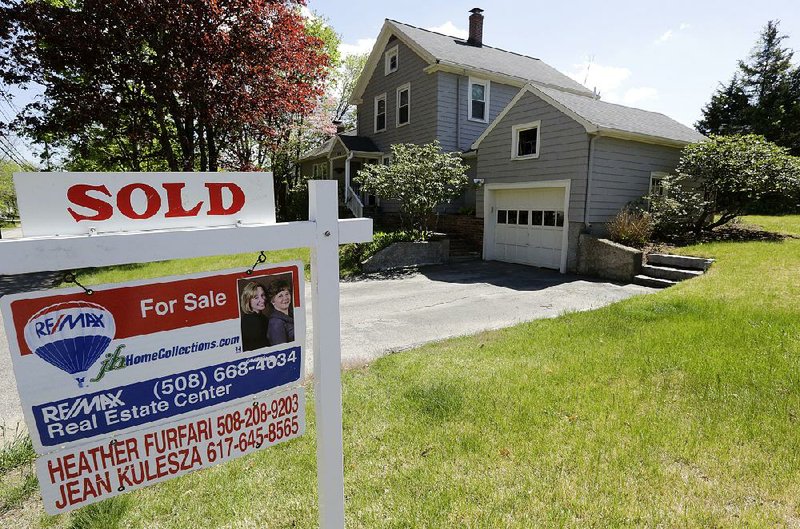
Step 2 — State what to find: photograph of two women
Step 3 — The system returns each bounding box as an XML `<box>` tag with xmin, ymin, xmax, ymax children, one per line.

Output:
<box><xmin>237</xmin><ymin>273</ymin><xmax>296</xmax><ymax>352</ymax></box>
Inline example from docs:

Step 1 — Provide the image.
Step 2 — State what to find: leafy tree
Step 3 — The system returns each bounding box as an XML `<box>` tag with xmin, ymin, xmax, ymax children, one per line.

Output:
<box><xmin>0</xmin><ymin>158</ymin><xmax>20</xmax><ymax>220</ymax></box>
<box><xmin>330</xmin><ymin>53</ymin><xmax>368</xmax><ymax>130</ymax></box>
<box><xmin>0</xmin><ymin>0</ymin><xmax>331</xmax><ymax>172</ymax></box>
<box><xmin>697</xmin><ymin>21</ymin><xmax>800</xmax><ymax>155</ymax></box>
<box><xmin>355</xmin><ymin>141</ymin><xmax>469</xmax><ymax>233</ymax></box>
<box><xmin>649</xmin><ymin>134</ymin><xmax>800</xmax><ymax>237</ymax></box>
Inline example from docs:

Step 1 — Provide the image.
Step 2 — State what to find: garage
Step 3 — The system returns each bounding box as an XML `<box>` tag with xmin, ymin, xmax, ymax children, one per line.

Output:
<box><xmin>484</xmin><ymin>183</ymin><xmax>569</xmax><ymax>271</ymax></box>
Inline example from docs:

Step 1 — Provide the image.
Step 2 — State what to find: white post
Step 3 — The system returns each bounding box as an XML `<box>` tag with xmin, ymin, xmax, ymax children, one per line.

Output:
<box><xmin>308</xmin><ymin>180</ymin><xmax>345</xmax><ymax>529</ymax></box>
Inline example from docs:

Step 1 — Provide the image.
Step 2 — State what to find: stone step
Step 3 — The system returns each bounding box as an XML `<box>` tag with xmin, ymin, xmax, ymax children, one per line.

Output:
<box><xmin>449</xmin><ymin>253</ymin><xmax>481</xmax><ymax>263</ymax></box>
<box><xmin>647</xmin><ymin>253</ymin><xmax>714</xmax><ymax>271</ymax></box>
<box><xmin>633</xmin><ymin>274</ymin><xmax>678</xmax><ymax>289</ymax></box>
<box><xmin>642</xmin><ymin>264</ymin><xmax>704</xmax><ymax>282</ymax></box>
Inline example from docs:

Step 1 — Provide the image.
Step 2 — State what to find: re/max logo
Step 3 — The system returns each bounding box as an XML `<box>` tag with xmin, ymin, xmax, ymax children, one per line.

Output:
<box><xmin>39</xmin><ymin>390</ymin><xmax>124</xmax><ymax>422</ymax></box>
<box><xmin>34</xmin><ymin>313</ymin><xmax>106</xmax><ymax>337</ymax></box>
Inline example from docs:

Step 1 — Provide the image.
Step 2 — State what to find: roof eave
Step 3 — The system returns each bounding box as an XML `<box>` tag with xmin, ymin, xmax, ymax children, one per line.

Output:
<box><xmin>592</xmin><ymin>128</ymin><xmax>703</xmax><ymax>148</ymax></box>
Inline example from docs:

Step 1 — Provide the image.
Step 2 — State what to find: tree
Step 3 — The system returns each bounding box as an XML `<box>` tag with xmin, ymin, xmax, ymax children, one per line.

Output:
<box><xmin>0</xmin><ymin>0</ymin><xmax>331</xmax><ymax>172</ymax></box>
<box><xmin>329</xmin><ymin>53</ymin><xmax>368</xmax><ymax>130</ymax></box>
<box><xmin>697</xmin><ymin>21</ymin><xmax>800</xmax><ymax>155</ymax></box>
<box><xmin>0</xmin><ymin>158</ymin><xmax>19</xmax><ymax>219</ymax></box>
<box><xmin>355</xmin><ymin>141</ymin><xmax>469</xmax><ymax>232</ymax></box>
<box><xmin>649</xmin><ymin>134</ymin><xmax>800</xmax><ymax>237</ymax></box>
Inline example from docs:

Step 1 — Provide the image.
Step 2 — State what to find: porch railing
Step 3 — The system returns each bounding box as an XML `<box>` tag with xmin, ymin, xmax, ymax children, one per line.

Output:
<box><xmin>345</xmin><ymin>186</ymin><xmax>364</xmax><ymax>218</ymax></box>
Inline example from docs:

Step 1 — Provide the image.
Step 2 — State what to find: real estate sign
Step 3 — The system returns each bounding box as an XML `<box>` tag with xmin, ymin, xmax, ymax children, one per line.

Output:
<box><xmin>1</xmin><ymin>263</ymin><xmax>306</xmax><ymax>454</ymax></box>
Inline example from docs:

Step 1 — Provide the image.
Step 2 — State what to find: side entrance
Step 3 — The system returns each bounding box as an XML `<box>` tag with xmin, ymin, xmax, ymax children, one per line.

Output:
<box><xmin>482</xmin><ymin>180</ymin><xmax>571</xmax><ymax>273</ymax></box>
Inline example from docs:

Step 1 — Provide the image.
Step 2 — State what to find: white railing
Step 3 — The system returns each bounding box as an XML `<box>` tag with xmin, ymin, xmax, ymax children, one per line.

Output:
<box><xmin>345</xmin><ymin>186</ymin><xmax>364</xmax><ymax>218</ymax></box>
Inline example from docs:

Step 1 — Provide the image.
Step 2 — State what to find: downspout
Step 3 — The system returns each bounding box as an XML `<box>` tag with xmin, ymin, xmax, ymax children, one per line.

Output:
<box><xmin>344</xmin><ymin>151</ymin><xmax>354</xmax><ymax>202</ymax></box>
<box><xmin>583</xmin><ymin>134</ymin><xmax>597</xmax><ymax>232</ymax></box>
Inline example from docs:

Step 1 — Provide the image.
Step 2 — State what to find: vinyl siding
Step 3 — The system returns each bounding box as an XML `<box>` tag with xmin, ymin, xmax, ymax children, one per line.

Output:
<box><xmin>588</xmin><ymin>137</ymin><xmax>682</xmax><ymax>223</ymax></box>
<box><xmin>475</xmin><ymin>91</ymin><xmax>589</xmax><ymax>223</ymax></box>
<box><xmin>356</xmin><ymin>38</ymin><xmax>436</xmax><ymax>152</ymax></box>
<box><xmin>436</xmin><ymin>73</ymin><xmax>518</xmax><ymax>152</ymax></box>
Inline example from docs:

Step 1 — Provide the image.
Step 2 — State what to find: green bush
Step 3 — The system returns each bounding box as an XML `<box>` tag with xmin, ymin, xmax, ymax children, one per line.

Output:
<box><xmin>607</xmin><ymin>209</ymin><xmax>654</xmax><ymax>247</ymax></box>
<box><xmin>339</xmin><ymin>230</ymin><xmax>426</xmax><ymax>277</ymax></box>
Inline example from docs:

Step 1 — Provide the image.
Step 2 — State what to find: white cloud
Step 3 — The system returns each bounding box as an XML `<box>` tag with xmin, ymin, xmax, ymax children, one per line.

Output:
<box><xmin>622</xmin><ymin>87</ymin><xmax>659</xmax><ymax>106</ymax></box>
<box><xmin>339</xmin><ymin>38</ymin><xmax>376</xmax><ymax>57</ymax></box>
<box><xmin>567</xmin><ymin>62</ymin><xmax>631</xmax><ymax>98</ymax></box>
<box><xmin>655</xmin><ymin>29</ymin><xmax>674</xmax><ymax>44</ymax></box>
<box><xmin>299</xmin><ymin>5</ymin><xmax>314</xmax><ymax>19</ymax></box>
<box><xmin>679</xmin><ymin>22</ymin><xmax>691</xmax><ymax>30</ymax></box>
<box><xmin>425</xmin><ymin>21</ymin><xmax>468</xmax><ymax>39</ymax></box>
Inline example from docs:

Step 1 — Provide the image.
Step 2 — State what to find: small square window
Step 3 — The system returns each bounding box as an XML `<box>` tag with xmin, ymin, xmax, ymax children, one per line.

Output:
<box><xmin>517</xmin><ymin>128</ymin><xmax>538</xmax><ymax>157</ymax></box>
<box><xmin>497</xmin><ymin>210</ymin><xmax>507</xmax><ymax>224</ymax></box>
<box><xmin>532</xmin><ymin>211</ymin><xmax>543</xmax><ymax>225</ymax></box>
<box><xmin>518</xmin><ymin>210</ymin><xmax>529</xmax><ymax>225</ymax></box>
<box><xmin>543</xmin><ymin>211</ymin><xmax>556</xmax><ymax>226</ymax></box>
<box><xmin>507</xmin><ymin>210</ymin><xmax>518</xmax><ymax>224</ymax></box>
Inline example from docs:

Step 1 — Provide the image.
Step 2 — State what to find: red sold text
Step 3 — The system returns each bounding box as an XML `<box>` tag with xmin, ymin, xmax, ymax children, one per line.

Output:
<box><xmin>66</xmin><ymin>182</ymin><xmax>245</xmax><ymax>222</ymax></box>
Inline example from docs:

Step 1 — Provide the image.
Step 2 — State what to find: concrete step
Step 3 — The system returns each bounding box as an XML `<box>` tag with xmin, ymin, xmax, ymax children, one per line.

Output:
<box><xmin>647</xmin><ymin>253</ymin><xmax>714</xmax><ymax>271</ymax></box>
<box><xmin>449</xmin><ymin>254</ymin><xmax>481</xmax><ymax>263</ymax></box>
<box><xmin>633</xmin><ymin>274</ymin><xmax>678</xmax><ymax>289</ymax></box>
<box><xmin>642</xmin><ymin>264</ymin><xmax>704</xmax><ymax>282</ymax></box>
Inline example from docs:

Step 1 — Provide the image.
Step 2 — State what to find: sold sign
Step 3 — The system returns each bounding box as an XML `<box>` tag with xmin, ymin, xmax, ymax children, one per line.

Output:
<box><xmin>15</xmin><ymin>172</ymin><xmax>276</xmax><ymax>237</ymax></box>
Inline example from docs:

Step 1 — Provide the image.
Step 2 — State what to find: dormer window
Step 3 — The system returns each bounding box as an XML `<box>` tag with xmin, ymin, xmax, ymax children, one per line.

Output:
<box><xmin>468</xmin><ymin>77</ymin><xmax>490</xmax><ymax>122</ymax></box>
<box><xmin>511</xmin><ymin>121</ymin><xmax>541</xmax><ymax>160</ymax></box>
<box><xmin>384</xmin><ymin>45</ymin><xmax>399</xmax><ymax>75</ymax></box>
<box><xmin>374</xmin><ymin>93</ymin><xmax>387</xmax><ymax>133</ymax></box>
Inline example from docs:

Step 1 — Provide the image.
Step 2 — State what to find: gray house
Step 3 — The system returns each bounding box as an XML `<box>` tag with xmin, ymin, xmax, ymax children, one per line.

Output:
<box><xmin>300</xmin><ymin>8</ymin><xmax>705</xmax><ymax>272</ymax></box>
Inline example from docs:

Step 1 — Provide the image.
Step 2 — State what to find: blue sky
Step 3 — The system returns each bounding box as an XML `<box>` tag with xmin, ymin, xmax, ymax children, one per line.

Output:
<box><xmin>308</xmin><ymin>0</ymin><xmax>800</xmax><ymax>128</ymax></box>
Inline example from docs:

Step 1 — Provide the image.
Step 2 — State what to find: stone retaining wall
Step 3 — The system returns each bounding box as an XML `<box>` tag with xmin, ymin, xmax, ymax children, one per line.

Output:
<box><xmin>361</xmin><ymin>240</ymin><xmax>450</xmax><ymax>273</ymax></box>
<box><xmin>577</xmin><ymin>234</ymin><xmax>642</xmax><ymax>283</ymax></box>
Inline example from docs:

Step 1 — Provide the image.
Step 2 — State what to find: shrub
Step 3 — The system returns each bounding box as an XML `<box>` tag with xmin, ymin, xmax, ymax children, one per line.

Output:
<box><xmin>339</xmin><ymin>230</ymin><xmax>426</xmax><ymax>276</ymax></box>
<box><xmin>607</xmin><ymin>209</ymin><xmax>653</xmax><ymax>247</ymax></box>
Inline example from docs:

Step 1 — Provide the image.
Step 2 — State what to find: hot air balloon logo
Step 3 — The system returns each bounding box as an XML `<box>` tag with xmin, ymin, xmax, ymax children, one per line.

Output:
<box><xmin>23</xmin><ymin>301</ymin><xmax>116</xmax><ymax>388</ymax></box>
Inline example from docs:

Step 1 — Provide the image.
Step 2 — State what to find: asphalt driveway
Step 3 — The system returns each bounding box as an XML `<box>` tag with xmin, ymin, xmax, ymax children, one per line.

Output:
<box><xmin>0</xmin><ymin>260</ymin><xmax>653</xmax><ymax>435</ymax></box>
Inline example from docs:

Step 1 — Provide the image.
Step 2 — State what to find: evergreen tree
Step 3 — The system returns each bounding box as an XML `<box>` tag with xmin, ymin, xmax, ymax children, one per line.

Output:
<box><xmin>696</xmin><ymin>20</ymin><xmax>800</xmax><ymax>155</ymax></box>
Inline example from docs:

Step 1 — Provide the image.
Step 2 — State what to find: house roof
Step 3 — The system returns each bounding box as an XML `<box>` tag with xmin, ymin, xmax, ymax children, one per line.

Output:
<box><xmin>350</xmin><ymin>19</ymin><xmax>594</xmax><ymax>104</ymax></box>
<box><xmin>472</xmin><ymin>84</ymin><xmax>706</xmax><ymax>149</ymax></box>
<box><xmin>299</xmin><ymin>131</ymin><xmax>381</xmax><ymax>161</ymax></box>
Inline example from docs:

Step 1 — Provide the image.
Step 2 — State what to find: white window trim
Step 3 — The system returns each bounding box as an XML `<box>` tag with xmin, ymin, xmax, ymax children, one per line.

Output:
<box><xmin>396</xmin><ymin>82</ymin><xmax>411</xmax><ymax>128</ymax></box>
<box><xmin>511</xmin><ymin>120</ymin><xmax>541</xmax><ymax>160</ymax></box>
<box><xmin>649</xmin><ymin>171</ymin><xmax>669</xmax><ymax>197</ymax></box>
<box><xmin>468</xmin><ymin>77</ymin><xmax>490</xmax><ymax>123</ymax></box>
<box><xmin>374</xmin><ymin>93</ymin><xmax>387</xmax><ymax>133</ymax></box>
<box><xmin>384</xmin><ymin>45</ymin><xmax>399</xmax><ymax>75</ymax></box>
<box><xmin>312</xmin><ymin>162</ymin><xmax>328</xmax><ymax>179</ymax></box>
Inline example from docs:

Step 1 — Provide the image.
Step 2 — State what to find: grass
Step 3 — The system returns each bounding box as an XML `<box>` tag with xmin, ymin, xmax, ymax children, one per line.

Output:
<box><xmin>742</xmin><ymin>214</ymin><xmax>800</xmax><ymax>237</ymax></box>
<box><xmin>0</xmin><ymin>428</ymin><xmax>37</xmax><ymax>516</ymax></box>
<box><xmin>66</xmin><ymin>248</ymin><xmax>310</xmax><ymax>286</ymax></box>
<box><xmin>4</xmin><ymin>215</ymin><xmax>800</xmax><ymax>527</ymax></box>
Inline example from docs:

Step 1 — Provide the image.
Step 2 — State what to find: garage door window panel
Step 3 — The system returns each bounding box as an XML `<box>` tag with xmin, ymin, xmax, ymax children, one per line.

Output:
<box><xmin>518</xmin><ymin>210</ymin><xmax>529</xmax><ymax>225</ymax></box>
<box><xmin>497</xmin><ymin>210</ymin><xmax>507</xmax><ymax>224</ymax></box>
<box><xmin>544</xmin><ymin>211</ymin><xmax>556</xmax><ymax>227</ymax></box>
<box><xmin>532</xmin><ymin>210</ymin><xmax>543</xmax><ymax>226</ymax></box>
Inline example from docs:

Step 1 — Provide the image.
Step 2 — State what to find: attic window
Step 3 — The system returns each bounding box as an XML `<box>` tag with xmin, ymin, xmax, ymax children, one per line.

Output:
<box><xmin>468</xmin><ymin>77</ymin><xmax>489</xmax><ymax>122</ymax></box>
<box><xmin>511</xmin><ymin>121</ymin><xmax>541</xmax><ymax>160</ymax></box>
<box><xmin>384</xmin><ymin>45</ymin><xmax>399</xmax><ymax>75</ymax></box>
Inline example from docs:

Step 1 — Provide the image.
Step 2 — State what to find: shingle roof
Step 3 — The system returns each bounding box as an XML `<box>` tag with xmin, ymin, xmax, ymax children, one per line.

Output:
<box><xmin>535</xmin><ymin>85</ymin><xmax>706</xmax><ymax>144</ymax></box>
<box><xmin>299</xmin><ymin>131</ymin><xmax>381</xmax><ymax>161</ymax></box>
<box><xmin>388</xmin><ymin>20</ymin><xmax>593</xmax><ymax>96</ymax></box>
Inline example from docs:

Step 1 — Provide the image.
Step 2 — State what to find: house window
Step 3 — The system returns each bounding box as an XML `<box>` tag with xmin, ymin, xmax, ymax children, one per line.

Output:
<box><xmin>650</xmin><ymin>172</ymin><xmax>669</xmax><ymax>198</ymax></box>
<box><xmin>511</xmin><ymin>121</ymin><xmax>541</xmax><ymax>160</ymax></box>
<box><xmin>382</xmin><ymin>155</ymin><xmax>392</xmax><ymax>166</ymax></box>
<box><xmin>468</xmin><ymin>77</ymin><xmax>490</xmax><ymax>122</ymax></box>
<box><xmin>384</xmin><ymin>46</ymin><xmax>399</xmax><ymax>75</ymax></box>
<box><xmin>312</xmin><ymin>162</ymin><xmax>328</xmax><ymax>179</ymax></box>
<box><xmin>396</xmin><ymin>83</ymin><xmax>410</xmax><ymax>127</ymax></box>
<box><xmin>374</xmin><ymin>93</ymin><xmax>387</xmax><ymax>133</ymax></box>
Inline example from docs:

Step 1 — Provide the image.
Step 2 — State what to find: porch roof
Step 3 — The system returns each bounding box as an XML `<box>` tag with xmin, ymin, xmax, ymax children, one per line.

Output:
<box><xmin>300</xmin><ymin>132</ymin><xmax>381</xmax><ymax>162</ymax></box>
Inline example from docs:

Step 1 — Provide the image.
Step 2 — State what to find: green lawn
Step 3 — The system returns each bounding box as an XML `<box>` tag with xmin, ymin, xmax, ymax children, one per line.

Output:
<box><xmin>743</xmin><ymin>214</ymin><xmax>800</xmax><ymax>237</ymax></box>
<box><xmin>4</xmin><ymin>216</ymin><xmax>800</xmax><ymax>528</ymax></box>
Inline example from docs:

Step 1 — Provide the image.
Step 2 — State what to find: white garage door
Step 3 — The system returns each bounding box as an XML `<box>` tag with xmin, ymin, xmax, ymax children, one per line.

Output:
<box><xmin>492</xmin><ymin>187</ymin><xmax>565</xmax><ymax>269</ymax></box>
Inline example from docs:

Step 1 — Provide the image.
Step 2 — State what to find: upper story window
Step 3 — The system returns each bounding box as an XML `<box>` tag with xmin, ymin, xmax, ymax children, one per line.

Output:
<box><xmin>374</xmin><ymin>93</ymin><xmax>387</xmax><ymax>133</ymax></box>
<box><xmin>511</xmin><ymin>121</ymin><xmax>541</xmax><ymax>160</ymax></box>
<box><xmin>396</xmin><ymin>83</ymin><xmax>410</xmax><ymax>127</ymax></box>
<box><xmin>384</xmin><ymin>45</ymin><xmax>399</xmax><ymax>75</ymax></box>
<box><xmin>468</xmin><ymin>77</ymin><xmax>490</xmax><ymax>122</ymax></box>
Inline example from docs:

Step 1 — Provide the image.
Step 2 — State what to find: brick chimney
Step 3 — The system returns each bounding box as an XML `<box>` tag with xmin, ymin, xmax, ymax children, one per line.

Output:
<box><xmin>467</xmin><ymin>8</ymin><xmax>484</xmax><ymax>47</ymax></box>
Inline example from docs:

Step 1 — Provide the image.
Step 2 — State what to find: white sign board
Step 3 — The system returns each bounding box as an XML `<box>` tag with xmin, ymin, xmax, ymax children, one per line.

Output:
<box><xmin>14</xmin><ymin>172</ymin><xmax>276</xmax><ymax>237</ymax></box>
<box><xmin>36</xmin><ymin>386</ymin><xmax>305</xmax><ymax>514</ymax></box>
<box><xmin>1</xmin><ymin>262</ymin><xmax>305</xmax><ymax>453</ymax></box>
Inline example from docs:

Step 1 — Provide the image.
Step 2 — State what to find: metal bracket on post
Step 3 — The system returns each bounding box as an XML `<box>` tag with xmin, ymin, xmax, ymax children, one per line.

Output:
<box><xmin>308</xmin><ymin>180</ymin><xmax>346</xmax><ymax>529</ymax></box>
